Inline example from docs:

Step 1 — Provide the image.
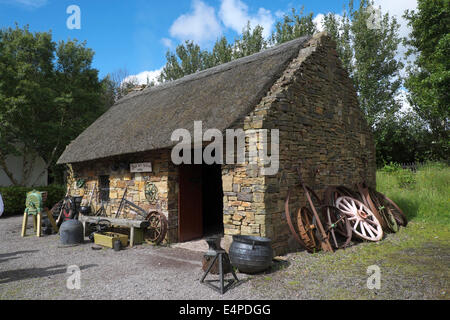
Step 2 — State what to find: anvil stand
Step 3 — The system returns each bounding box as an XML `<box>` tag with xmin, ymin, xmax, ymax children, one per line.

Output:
<box><xmin>200</xmin><ymin>237</ymin><xmax>239</xmax><ymax>294</ymax></box>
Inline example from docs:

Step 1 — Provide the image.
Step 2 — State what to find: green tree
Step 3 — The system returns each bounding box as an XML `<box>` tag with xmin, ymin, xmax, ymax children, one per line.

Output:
<box><xmin>232</xmin><ymin>23</ymin><xmax>267</xmax><ymax>59</ymax></box>
<box><xmin>375</xmin><ymin>110</ymin><xmax>432</xmax><ymax>164</ymax></box>
<box><xmin>270</xmin><ymin>7</ymin><xmax>317</xmax><ymax>45</ymax></box>
<box><xmin>0</xmin><ymin>25</ymin><xmax>106</xmax><ymax>186</ymax></box>
<box><xmin>322</xmin><ymin>10</ymin><xmax>353</xmax><ymax>74</ymax></box>
<box><xmin>159</xmin><ymin>41</ymin><xmax>211</xmax><ymax>82</ymax></box>
<box><xmin>211</xmin><ymin>36</ymin><xmax>233</xmax><ymax>66</ymax></box>
<box><xmin>103</xmin><ymin>68</ymin><xmax>140</xmax><ymax>102</ymax></box>
<box><xmin>159</xmin><ymin>24</ymin><xmax>267</xmax><ymax>82</ymax></box>
<box><xmin>323</xmin><ymin>0</ymin><xmax>404</xmax><ymax>128</ymax></box>
<box><xmin>404</xmin><ymin>0</ymin><xmax>450</xmax><ymax>160</ymax></box>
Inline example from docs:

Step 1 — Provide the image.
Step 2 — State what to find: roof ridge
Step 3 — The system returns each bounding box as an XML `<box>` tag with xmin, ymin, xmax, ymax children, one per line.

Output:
<box><xmin>116</xmin><ymin>35</ymin><xmax>312</xmax><ymax>106</ymax></box>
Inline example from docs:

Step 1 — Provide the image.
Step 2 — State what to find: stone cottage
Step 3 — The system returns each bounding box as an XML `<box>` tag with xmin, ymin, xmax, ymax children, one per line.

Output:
<box><xmin>57</xmin><ymin>33</ymin><xmax>376</xmax><ymax>256</ymax></box>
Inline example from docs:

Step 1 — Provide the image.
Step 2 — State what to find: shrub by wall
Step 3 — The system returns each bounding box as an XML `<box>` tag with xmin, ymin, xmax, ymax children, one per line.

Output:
<box><xmin>0</xmin><ymin>185</ymin><xmax>65</xmax><ymax>217</ymax></box>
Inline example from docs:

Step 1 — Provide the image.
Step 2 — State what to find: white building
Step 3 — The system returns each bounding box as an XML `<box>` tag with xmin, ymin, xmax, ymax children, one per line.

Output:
<box><xmin>0</xmin><ymin>151</ymin><xmax>48</xmax><ymax>187</ymax></box>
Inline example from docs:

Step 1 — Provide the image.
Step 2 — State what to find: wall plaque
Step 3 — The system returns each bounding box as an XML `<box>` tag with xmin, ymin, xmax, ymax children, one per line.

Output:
<box><xmin>130</xmin><ymin>162</ymin><xmax>152</xmax><ymax>173</ymax></box>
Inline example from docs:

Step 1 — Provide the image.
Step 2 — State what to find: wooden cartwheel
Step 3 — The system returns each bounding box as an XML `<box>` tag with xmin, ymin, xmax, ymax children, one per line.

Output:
<box><xmin>284</xmin><ymin>166</ymin><xmax>334</xmax><ymax>253</ymax></box>
<box><xmin>374</xmin><ymin>191</ymin><xmax>408</xmax><ymax>227</ymax></box>
<box><xmin>144</xmin><ymin>211</ymin><xmax>168</xmax><ymax>245</ymax></box>
<box><xmin>335</xmin><ymin>196</ymin><xmax>384</xmax><ymax>242</ymax></box>
<box><xmin>285</xmin><ymin>189</ymin><xmax>310</xmax><ymax>251</ymax></box>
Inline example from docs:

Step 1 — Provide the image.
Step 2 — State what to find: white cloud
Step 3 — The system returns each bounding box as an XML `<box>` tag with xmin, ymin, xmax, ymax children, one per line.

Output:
<box><xmin>275</xmin><ymin>10</ymin><xmax>285</xmax><ymax>19</ymax></box>
<box><xmin>123</xmin><ymin>68</ymin><xmax>163</xmax><ymax>86</ymax></box>
<box><xmin>0</xmin><ymin>0</ymin><xmax>47</xmax><ymax>8</ymax></box>
<box><xmin>169</xmin><ymin>0</ymin><xmax>222</xmax><ymax>44</ymax></box>
<box><xmin>374</xmin><ymin>0</ymin><xmax>417</xmax><ymax>40</ymax></box>
<box><xmin>313</xmin><ymin>13</ymin><xmax>326</xmax><ymax>32</ymax></box>
<box><xmin>219</xmin><ymin>0</ymin><xmax>275</xmax><ymax>38</ymax></box>
<box><xmin>161</xmin><ymin>38</ymin><xmax>174</xmax><ymax>49</ymax></box>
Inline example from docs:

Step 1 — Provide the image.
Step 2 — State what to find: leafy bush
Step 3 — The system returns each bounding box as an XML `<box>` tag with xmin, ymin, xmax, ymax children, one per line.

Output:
<box><xmin>381</xmin><ymin>162</ymin><xmax>403</xmax><ymax>173</ymax></box>
<box><xmin>0</xmin><ymin>185</ymin><xmax>65</xmax><ymax>217</ymax></box>
<box><xmin>396</xmin><ymin>170</ymin><xmax>417</xmax><ymax>189</ymax></box>
<box><xmin>381</xmin><ymin>162</ymin><xmax>417</xmax><ymax>189</ymax></box>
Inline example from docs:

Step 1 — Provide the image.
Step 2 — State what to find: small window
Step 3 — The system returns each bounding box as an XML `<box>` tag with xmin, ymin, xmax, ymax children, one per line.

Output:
<box><xmin>99</xmin><ymin>175</ymin><xmax>110</xmax><ymax>202</ymax></box>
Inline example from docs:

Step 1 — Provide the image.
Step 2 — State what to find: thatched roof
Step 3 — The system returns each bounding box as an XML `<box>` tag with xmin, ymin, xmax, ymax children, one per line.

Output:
<box><xmin>57</xmin><ymin>35</ymin><xmax>311</xmax><ymax>164</ymax></box>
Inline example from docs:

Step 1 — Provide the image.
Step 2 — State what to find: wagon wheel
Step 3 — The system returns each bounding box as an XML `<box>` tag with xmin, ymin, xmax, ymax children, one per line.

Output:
<box><xmin>144</xmin><ymin>211</ymin><xmax>168</xmax><ymax>245</ymax></box>
<box><xmin>324</xmin><ymin>186</ymin><xmax>356</xmax><ymax>238</ymax></box>
<box><xmin>336</xmin><ymin>197</ymin><xmax>383</xmax><ymax>242</ymax></box>
<box><xmin>375</xmin><ymin>191</ymin><xmax>408</xmax><ymax>227</ymax></box>
<box><xmin>303</xmin><ymin>186</ymin><xmax>334</xmax><ymax>252</ymax></box>
<box><xmin>50</xmin><ymin>200</ymin><xmax>64</xmax><ymax>216</ymax></box>
<box><xmin>336</xmin><ymin>186</ymin><xmax>363</xmax><ymax>201</ymax></box>
<box><xmin>296</xmin><ymin>207</ymin><xmax>319</xmax><ymax>253</ymax></box>
<box><xmin>322</xmin><ymin>205</ymin><xmax>353</xmax><ymax>249</ymax></box>
<box><xmin>366</xmin><ymin>188</ymin><xmax>399</xmax><ymax>233</ymax></box>
<box><xmin>285</xmin><ymin>190</ymin><xmax>309</xmax><ymax>249</ymax></box>
<box><xmin>145</xmin><ymin>182</ymin><xmax>158</xmax><ymax>204</ymax></box>
<box><xmin>357</xmin><ymin>183</ymin><xmax>389</xmax><ymax>231</ymax></box>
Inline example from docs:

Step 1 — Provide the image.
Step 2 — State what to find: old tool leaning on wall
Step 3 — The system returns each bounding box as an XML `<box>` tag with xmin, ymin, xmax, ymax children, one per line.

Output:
<box><xmin>284</xmin><ymin>165</ymin><xmax>337</xmax><ymax>253</ymax></box>
<box><xmin>115</xmin><ymin>187</ymin><xmax>168</xmax><ymax>244</ymax></box>
<box><xmin>297</xmin><ymin>167</ymin><xmax>334</xmax><ymax>253</ymax></box>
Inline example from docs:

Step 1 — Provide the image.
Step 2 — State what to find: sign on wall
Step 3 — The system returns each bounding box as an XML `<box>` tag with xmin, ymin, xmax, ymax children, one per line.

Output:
<box><xmin>130</xmin><ymin>162</ymin><xmax>152</xmax><ymax>173</ymax></box>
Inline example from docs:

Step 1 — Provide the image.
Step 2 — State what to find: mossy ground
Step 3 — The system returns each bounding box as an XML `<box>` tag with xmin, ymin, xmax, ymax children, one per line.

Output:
<box><xmin>251</xmin><ymin>163</ymin><xmax>449</xmax><ymax>300</ymax></box>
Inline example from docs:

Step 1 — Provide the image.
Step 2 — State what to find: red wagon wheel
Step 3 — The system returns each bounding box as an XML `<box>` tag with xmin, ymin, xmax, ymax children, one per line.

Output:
<box><xmin>144</xmin><ymin>211</ymin><xmax>168</xmax><ymax>245</ymax></box>
<box><xmin>357</xmin><ymin>183</ymin><xmax>389</xmax><ymax>231</ymax></box>
<box><xmin>285</xmin><ymin>190</ymin><xmax>309</xmax><ymax>250</ymax></box>
<box><xmin>297</xmin><ymin>207</ymin><xmax>320</xmax><ymax>253</ymax></box>
<box><xmin>336</xmin><ymin>197</ymin><xmax>383</xmax><ymax>242</ymax></box>
<box><xmin>324</xmin><ymin>186</ymin><xmax>358</xmax><ymax>242</ymax></box>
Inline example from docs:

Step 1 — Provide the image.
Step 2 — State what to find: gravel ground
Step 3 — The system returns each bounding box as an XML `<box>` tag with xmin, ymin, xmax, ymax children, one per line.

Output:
<box><xmin>1</xmin><ymin>215</ymin><xmax>448</xmax><ymax>300</ymax></box>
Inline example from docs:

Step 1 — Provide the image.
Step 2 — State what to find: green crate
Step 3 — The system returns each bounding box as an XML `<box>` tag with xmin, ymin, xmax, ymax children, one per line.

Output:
<box><xmin>94</xmin><ymin>232</ymin><xmax>128</xmax><ymax>248</ymax></box>
<box><xmin>133</xmin><ymin>228</ymin><xmax>144</xmax><ymax>245</ymax></box>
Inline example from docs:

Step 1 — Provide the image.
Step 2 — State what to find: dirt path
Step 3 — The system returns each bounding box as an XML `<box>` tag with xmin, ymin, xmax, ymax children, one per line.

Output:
<box><xmin>1</xmin><ymin>215</ymin><xmax>448</xmax><ymax>300</ymax></box>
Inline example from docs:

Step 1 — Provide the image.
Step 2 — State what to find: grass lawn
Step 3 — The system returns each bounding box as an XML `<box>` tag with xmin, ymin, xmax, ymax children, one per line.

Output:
<box><xmin>250</xmin><ymin>162</ymin><xmax>449</xmax><ymax>300</ymax></box>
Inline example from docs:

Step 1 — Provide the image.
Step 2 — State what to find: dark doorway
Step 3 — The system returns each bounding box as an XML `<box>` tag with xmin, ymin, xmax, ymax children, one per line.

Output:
<box><xmin>178</xmin><ymin>163</ymin><xmax>224</xmax><ymax>242</ymax></box>
<box><xmin>202</xmin><ymin>164</ymin><xmax>224</xmax><ymax>236</ymax></box>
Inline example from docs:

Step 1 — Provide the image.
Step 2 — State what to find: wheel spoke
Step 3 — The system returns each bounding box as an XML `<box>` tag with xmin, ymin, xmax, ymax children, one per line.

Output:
<box><xmin>365</xmin><ymin>222</ymin><xmax>378</xmax><ymax>234</ymax></box>
<box><xmin>365</xmin><ymin>223</ymin><xmax>375</xmax><ymax>239</ymax></box>
<box><xmin>360</xmin><ymin>221</ymin><xmax>367</xmax><ymax>237</ymax></box>
<box><xmin>365</xmin><ymin>217</ymin><xmax>378</xmax><ymax>227</ymax></box>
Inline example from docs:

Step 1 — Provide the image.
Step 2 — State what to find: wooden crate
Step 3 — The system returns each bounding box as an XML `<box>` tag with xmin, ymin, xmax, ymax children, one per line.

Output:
<box><xmin>94</xmin><ymin>232</ymin><xmax>128</xmax><ymax>248</ymax></box>
<box><xmin>109</xmin><ymin>226</ymin><xmax>144</xmax><ymax>245</ymax></box>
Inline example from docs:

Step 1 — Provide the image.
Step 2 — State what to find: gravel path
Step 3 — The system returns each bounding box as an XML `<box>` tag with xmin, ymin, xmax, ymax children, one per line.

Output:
<box><xmin>1</xmin><ymin>215</ymin><xmax>448</xmax><ymax>300</ymax></box>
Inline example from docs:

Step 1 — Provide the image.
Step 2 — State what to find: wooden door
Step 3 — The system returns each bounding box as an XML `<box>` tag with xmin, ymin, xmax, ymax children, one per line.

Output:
<box><xmin>178</xmin><ymin>165</ymin><xmax>203</xmax><ymax>242</ymax></box>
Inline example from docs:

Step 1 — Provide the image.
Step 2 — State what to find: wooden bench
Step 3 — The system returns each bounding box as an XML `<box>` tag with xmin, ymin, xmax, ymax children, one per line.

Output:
<box><xmin>79</xmin><ymin>215</ymin><xmax>149</xmax><ymax>247</ymax></box>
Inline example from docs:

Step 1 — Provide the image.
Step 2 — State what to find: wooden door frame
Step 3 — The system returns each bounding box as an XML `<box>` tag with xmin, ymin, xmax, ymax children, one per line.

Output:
<box><xmin>177</xmin><ymin>164</ymin><xmax>203</xmax><ymax>242</ymax></box>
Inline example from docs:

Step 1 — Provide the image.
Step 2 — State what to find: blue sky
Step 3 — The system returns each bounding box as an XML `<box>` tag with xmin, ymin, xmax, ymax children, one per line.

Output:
<box><xmin>0</xmin><ymin>0</ymin><xmax>417</xmax><ymax>83</ymax></box>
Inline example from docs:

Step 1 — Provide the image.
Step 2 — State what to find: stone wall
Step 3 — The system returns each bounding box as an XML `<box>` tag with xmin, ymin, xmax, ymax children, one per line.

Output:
<box><xmin>69</xmin><ymin>149</ymin><xmax>178</xmax><ymax>243</ymax></box>
<box><xmin>221</xmin><ymin>33</ymin><xmax>376</xmax><ymax>256</ymax></box>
